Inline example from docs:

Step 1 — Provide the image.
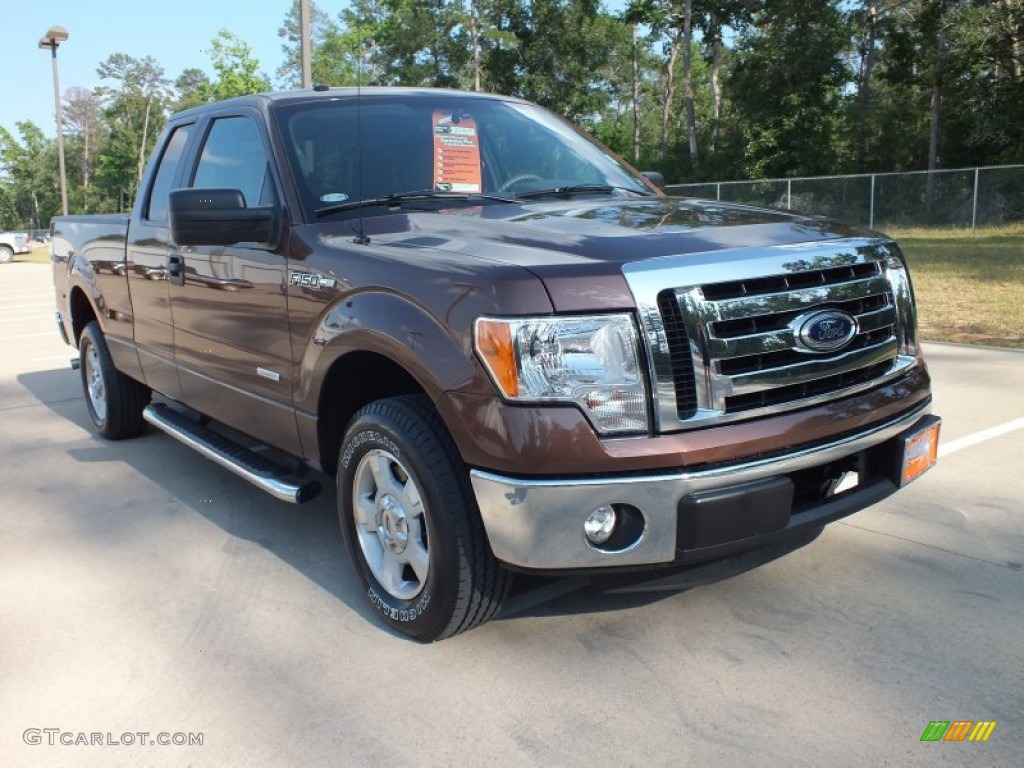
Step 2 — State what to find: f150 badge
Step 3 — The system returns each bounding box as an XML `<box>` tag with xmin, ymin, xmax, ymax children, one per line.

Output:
<box><xmin>289</xmin><ymin>271</ymin><xmax>336</xmax><ymax>289</ymax></box>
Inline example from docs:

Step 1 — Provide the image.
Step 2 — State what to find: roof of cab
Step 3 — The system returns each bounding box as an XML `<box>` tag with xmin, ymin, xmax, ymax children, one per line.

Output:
<box><xmin>170</xmin><ymin>86</ymin><xmax>527</xmax><ymax>121</ymax></box>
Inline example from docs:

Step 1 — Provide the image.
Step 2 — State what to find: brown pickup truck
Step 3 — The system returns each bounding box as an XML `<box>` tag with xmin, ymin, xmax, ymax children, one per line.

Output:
<box><xmin>52</xmin><ymin>88</ymin><xmax>940</xmax><ymax>640</ymax></box>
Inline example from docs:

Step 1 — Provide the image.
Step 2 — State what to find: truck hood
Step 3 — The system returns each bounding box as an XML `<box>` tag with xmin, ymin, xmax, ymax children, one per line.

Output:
<box><xmin>342</xmin><ymin>196</ymin><xmax>874</xmax><ymax>311</ymax></box>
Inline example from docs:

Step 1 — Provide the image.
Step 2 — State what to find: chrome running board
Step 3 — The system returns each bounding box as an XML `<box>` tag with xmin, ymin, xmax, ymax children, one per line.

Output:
<box><xmin>143</xmin><ymin>404</ymin><xmax>321</xmax><ymax>504</ymax></box>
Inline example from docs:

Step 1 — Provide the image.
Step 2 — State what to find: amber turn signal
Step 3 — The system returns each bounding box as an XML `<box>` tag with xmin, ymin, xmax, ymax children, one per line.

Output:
<box><xmin>474</xmin><ymin>319</ymin><xmax>519</xmax><ymax>398</ymax></box>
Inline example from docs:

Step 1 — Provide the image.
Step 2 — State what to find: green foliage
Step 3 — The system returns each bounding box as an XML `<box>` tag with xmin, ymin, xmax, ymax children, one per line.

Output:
<box><xmin>728</xmin><ymin>0</ymin><xmax>853</xmax><ymax>178</ymax></box>
<box><xmin>203</xmin><ymin>29</ymin><xmax>273</xmax><ymax>100</ymax></box>
<box><xmin>0</xmin><ymin>122</ymin><xmax>60</xmax><ymax>229</ymax></box>
<box><xmin>277</xmin><ymin>0</ymin><xmax>364</xmax><ymax>87</ymax></box>
<box><xmin>63</xmin><ymin>87</ymin><xmax>106</xmax><ymax>213</ymax></box>
<box><xmin>0</xmin><ymin>184</ymin><xmax>18</xmax><ymax>230</ymax></box>
<box><xmin>94</xmin><ymin>53</ymin><xmax>171</xmax><ymax>211</ymax></box>
<box><xmin>172</xmin><ymin>68</ymin><xmax>212</xmax><ymax>112</ymax></box>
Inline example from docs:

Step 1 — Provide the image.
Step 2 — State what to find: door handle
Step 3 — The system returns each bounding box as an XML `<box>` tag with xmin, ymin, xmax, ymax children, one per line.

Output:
<box><xmin>167</xmin><ymin>254</ymin><xmax>185</xmax><ymax>286</ymax></box>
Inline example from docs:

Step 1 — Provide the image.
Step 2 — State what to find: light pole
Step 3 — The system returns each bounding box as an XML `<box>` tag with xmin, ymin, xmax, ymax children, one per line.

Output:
<box><xmin>38</xmin><ymin>25</ymin><xmax>69</xmax><ymax>217</ymax></box>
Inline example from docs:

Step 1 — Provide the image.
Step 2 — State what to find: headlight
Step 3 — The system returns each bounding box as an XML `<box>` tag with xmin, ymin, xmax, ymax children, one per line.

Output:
<box><xmin>474</xmin><ymin>314</ymin><xmax>649</xmax><ymax>435</ymax></box>
<box><xmin>883</xmin><ymin>250</ymin><xmax>919</xmax><ymax>357</ymax></box>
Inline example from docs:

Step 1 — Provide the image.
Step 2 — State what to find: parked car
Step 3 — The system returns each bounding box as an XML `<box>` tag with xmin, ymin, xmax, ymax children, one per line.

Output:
<box><xmin>51</xmin><ymin>88</ymin><xmax>941</xmax><ymax>640</ymax></box>
<box><xmin>0</xmin><ymin>231</ymin><xmax>30</xmax><ymax>263</ymax></box>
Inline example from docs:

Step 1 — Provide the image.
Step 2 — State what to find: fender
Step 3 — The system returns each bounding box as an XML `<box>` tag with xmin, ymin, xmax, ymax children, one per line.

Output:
<box><xmin>68</xmin><ymin>253</ymin><xmax>104</xmax><ymax>329</ymax></box>
<box><xmin>294</xmin><ymin>290</ymin><xmax>491</xmax><ymax>416</ymax></box>
<box><xmin>64</xmin><ymin>240</ymin><xmax>144</xmax><ymax>381</ymax></box>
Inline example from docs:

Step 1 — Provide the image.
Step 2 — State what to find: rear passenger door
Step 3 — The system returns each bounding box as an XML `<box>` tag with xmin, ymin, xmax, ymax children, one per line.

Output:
<box><xmin>127</xmin><ymin>121</ymin><xmax>195</xmax><ymax>399</ymax></box>
<box><xmin>168</xmin><ymin>110</ymin><xmax>300</xmax><ymax>453</ymax></box>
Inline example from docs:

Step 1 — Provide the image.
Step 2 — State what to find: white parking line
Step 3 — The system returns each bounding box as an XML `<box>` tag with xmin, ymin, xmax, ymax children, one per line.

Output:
<box><xmin>939</xmin><ymin>416</ymin><xmax>1024</xmax><ymax>457</ymax></box>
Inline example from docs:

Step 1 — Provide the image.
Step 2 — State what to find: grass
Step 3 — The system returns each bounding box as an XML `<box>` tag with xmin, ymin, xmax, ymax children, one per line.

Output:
<box><xmin>884</xmin><ymin>224</ymin><xmax>1024</xmax><ymax>349</ymax></box>
<box><xmin>17</xmin><ymin>244</ymin><xmax>52</xmax><ymax>264</ymax></box>
<box><xmin>15</xmin><ymin>226</ymin><xmax>1022</xmax><ymax>348</ymax></box>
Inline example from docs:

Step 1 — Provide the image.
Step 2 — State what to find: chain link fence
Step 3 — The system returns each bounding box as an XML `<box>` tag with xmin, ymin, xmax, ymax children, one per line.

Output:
<box><xmin>666</xmin><ymin>165</ymin><xmax>1024</xmax><ymax>230</ymax></box>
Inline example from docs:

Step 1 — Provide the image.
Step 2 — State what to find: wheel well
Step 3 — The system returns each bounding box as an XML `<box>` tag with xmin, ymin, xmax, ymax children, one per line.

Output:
<box><xmin>69</xmin><ymin>287</ymin><xmax>97</xmax><ymax>345</ymax></box>
<box><xmin>318</xmin><ymin>351</ymin><xmax>428</xmax><ymax>477</ymax></box>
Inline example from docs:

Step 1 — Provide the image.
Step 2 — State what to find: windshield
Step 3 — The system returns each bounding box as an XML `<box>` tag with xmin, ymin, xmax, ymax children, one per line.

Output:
<box><xmin>273</xmin><ymin>93</ymin><xmax>654</xmax><ymax>220</ymax></box>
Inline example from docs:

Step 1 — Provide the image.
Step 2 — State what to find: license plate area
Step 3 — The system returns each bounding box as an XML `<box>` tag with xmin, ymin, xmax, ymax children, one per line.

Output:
<box><xmin>897</xmin><ymin>416</ymin><xmax>941</xmax><ymax>486</ymax></box>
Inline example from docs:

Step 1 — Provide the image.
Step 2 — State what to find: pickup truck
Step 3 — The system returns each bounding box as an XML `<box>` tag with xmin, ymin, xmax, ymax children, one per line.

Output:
<box><xmin>52</xmin><ymin>87</ymin><xmax>940</xmax><ymax>640</ymax></box>
<box><xmin>0</xmin><ymin>231</ymin><xmax>30</xmax><ymax>262</ymax></box>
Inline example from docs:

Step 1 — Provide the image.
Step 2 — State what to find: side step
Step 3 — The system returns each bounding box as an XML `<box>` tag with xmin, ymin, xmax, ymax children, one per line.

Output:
<box><xmin>142</xmin><ymin>404</ymin><xmax>321</xmax><ymax>504</ymax></box>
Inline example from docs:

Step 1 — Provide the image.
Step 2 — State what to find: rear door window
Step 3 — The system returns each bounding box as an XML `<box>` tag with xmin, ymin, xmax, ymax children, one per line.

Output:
<box><xmin>146</xmin><ymin>125</ymin><xmax>192</xmax><ymax>222</ymax></box>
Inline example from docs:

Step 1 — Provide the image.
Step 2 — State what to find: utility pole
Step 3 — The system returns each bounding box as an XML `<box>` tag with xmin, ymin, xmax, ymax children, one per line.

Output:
<box><xmin>632</xmin><ymin>23</ymin><xmax>640</xmax><ymax>163</ymax></box>
<box><xmin>300</xmin><ymin>0</ymin><xmax>312</xmax><ymax>88</ymax></box>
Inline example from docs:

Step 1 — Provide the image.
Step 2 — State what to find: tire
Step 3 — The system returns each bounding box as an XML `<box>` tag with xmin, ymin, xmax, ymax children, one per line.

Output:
<box><xmin>337</xmin><ymin>395</ymin><xmax>510</xmax><ymax>641</ymax></box>
<box><xmin>0</xmin><ymin>245</ymin><xmax>13</xmax><ymax>263</ymax></box>
<box><xmin>79</xmin><ymin>321</ymin><xmax>151</xmax><ymax>439</ymax></box>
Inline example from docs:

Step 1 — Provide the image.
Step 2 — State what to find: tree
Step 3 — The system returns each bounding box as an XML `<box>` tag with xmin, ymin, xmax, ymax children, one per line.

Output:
<box><xmin>204</xmin><ymin>29</ymin><xmax>273</xmax><ymax>100</ymax></box>
<box><xmin>0</xmin><ymin>184</ymin><xmax>18</xmax><ymax>230</ymax></box>
<box><xmin>340</xmin><ymin>0</ymin><xmax>469</xmax><ymax>87</ymax></box>
<box><xmin>95</xmin><ymin>54</ymin><xmax>171</xmax><ymax>207</ymax></box>
<box><xmin>698</xmin><ymin>2</ymin><xmax>752</xmax><ymax>156</ymax></box>
<box><xmin>277</xmin><ymin>0</ymin><xmax>361</xmax><ymax>87</ymax></box>
<box><xmin>625</xmin><ymin>0</ymin><xmax>686</xmax><ymax>162</ymax></box>
<box><xmin>63</xmin><ymin>87</ymin><xmax>106</xmax><ymax>213</ymax></box>
<box><xmin>0</xmin><ymin>122</ymin><xmax>59</xmax><ymax>229</ymax></box>
<box><xmin>483</xmin><ymin>0</ymin><xmax>623</xmax><ymax>121</ymax></box>
<box><xmin>728</xmin><ymin>0</ymin><xmax>852</xmax><ymax>178</ymax></box>
<box><xmin>929</xmin><ymin>0</ymin><xmax>1024</xmax><ymax>165</ymax></box>
<box><xmin>172</xmin><ymin>68</ymin><xmax>212</xmax><ymax>112</ymax></box>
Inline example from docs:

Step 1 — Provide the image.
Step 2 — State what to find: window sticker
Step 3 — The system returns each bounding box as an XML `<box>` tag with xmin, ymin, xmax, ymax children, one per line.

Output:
<box><xmin>433</xmin><ymin>109</ymin><xmax>482</xmax><ymax>193</ymax></box>
<box><xmin>319</xmin><ymin>192</ymin><xmax>349</xmax><ymax>203</ymax></box>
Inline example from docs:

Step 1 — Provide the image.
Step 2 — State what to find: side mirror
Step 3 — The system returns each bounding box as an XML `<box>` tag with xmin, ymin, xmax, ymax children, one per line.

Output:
<box><xmin>169</xmin><ymin>188</ymin><xmax>279</xmax><ymax>247</ymax></box>
<box><xmin>641</xmin><ymin>171</ymin><xmax>666</xmax><ymax>190</ymax></box>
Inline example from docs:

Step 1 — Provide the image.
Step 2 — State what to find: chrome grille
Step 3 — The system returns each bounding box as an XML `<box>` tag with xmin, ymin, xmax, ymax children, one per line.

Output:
<box><xmin>623</xmin><ymin>238</ymin><xmax>919</xmax><ymax>432</ymax></box>
<box><xmin>656</xmin><ymin>290</ymin><xmax>698</xmax><ymax>418</ymax></box>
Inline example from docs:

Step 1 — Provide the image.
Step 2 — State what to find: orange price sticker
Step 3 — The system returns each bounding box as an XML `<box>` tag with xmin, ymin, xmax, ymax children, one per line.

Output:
<box><xmin>432</xmin><ymin>109</ymin><xmax>482</xmax><ymax>193</ymax></box>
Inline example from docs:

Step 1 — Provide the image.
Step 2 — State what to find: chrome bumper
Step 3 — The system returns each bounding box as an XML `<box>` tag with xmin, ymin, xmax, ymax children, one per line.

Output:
<box><xmin>470</xmin><ymin>402</ymin><xmax>931</xmax><ymax>569</ymax></box>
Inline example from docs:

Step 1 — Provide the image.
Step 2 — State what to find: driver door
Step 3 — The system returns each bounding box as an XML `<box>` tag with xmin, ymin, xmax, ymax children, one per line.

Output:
<box><xmin>168</xmin><ymin>111</ymin><xmax>300</xmax><ymax>453</ymax></box>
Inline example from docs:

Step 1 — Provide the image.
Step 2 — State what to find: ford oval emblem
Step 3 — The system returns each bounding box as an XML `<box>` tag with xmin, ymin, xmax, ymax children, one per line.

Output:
<box><xmin>794</xmin><ymin>310</ymin><xmax>858</xmax><ymax>352</ymax></box>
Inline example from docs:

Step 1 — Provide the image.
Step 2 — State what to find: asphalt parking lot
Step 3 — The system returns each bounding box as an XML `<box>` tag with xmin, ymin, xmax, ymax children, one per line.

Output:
<box><xmin>1</xmin><ymin>261</ymin><xmax>1021</xmax><ymax>767</ymax></box>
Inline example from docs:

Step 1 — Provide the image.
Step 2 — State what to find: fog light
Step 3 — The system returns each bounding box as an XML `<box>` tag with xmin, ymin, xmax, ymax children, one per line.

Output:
<box><xmin>584</xmin><ymin>505</ymin><xmax>618</xmax><ymax>545</ymax></box>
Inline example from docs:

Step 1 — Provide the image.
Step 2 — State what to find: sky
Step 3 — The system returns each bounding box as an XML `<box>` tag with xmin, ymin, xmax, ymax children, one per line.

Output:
<box><xmin>1</xmin><ymin>0</ymin><xmax>294</xmax><ymax>139</ymax></box>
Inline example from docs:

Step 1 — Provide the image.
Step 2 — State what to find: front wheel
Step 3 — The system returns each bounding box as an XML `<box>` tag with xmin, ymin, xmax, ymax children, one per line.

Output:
<box><xmin>79</xmin><ymin>321</ymin><xmax>151</xmax><ymax>439</ymax></box>
<box><xmin>0</xmin><ymin>245</ymin><xmax>14</xmax><ymax>263</ymax></box>
<box><xmin>337</xmin><ymin>395</ymin><xmax>510</xmax><ymax>641</ymax></box>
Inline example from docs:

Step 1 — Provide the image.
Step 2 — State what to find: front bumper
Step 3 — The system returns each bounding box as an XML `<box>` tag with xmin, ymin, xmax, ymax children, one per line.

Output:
<box><xmin>471</xmin><ymin>402</ymin><xmax>935</xmax><ymax>571</ymax></box>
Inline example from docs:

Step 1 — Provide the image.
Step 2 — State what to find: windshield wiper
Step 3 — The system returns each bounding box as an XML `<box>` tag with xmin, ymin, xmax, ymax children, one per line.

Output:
<box><xmin>513</xmin><ymin>184</ymin><xmax>655</xmax><ymax>201</ymax></box>
<box><xmin>315</xmin><ymin>190</ymin><xmax>516</xmax><ymax>218</ymax></box>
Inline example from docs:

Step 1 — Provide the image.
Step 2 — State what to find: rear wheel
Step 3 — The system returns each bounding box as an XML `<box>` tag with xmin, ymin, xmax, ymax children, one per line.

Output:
<box><xmin>337</xmin><ymin>395</ymin><xmax>510</xmax><ymax>641</ymax></box>
<box><xmin>79</xmin><ymin>321</ymin><xmax>151</xmax><ymax>439</ymax></box>
<box><xmin>0</xmin><ymin>245</ymin><xmax>13</xmax><ymax>263</ymax></box>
